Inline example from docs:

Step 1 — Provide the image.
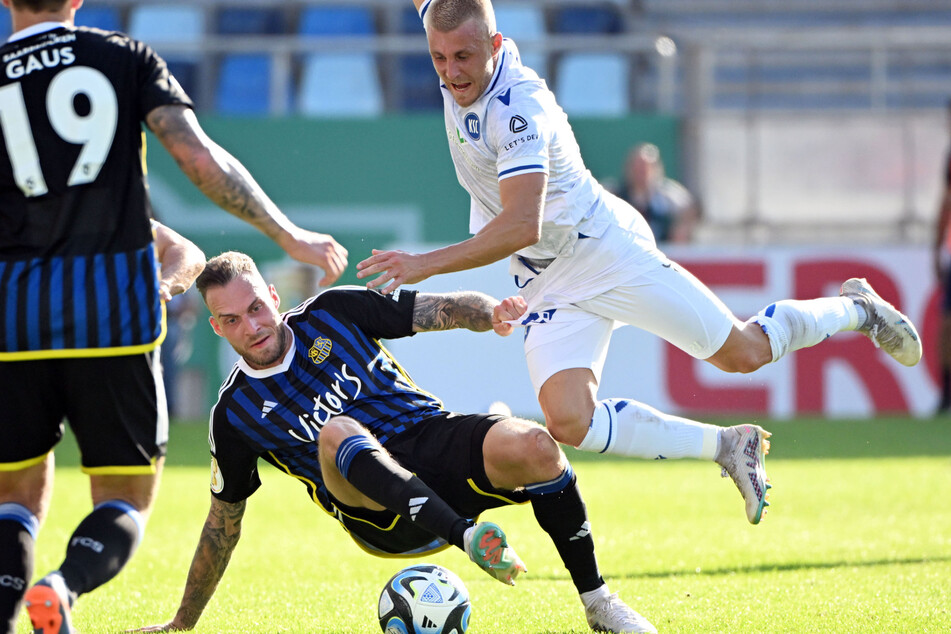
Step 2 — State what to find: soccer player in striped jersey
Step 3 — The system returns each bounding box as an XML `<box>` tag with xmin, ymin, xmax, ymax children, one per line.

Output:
<box><xmin>356</xmin><ymin>0</ymin><xmax>922</xmax><ymax>535</ymax></box>
<box><xmin>135</xmin><ymin>251</ymin><xmax>653</xmax><ymax>633</ymax></box>
<box><xmin>0</xmin><ymin>2</ymin><xmax>345</xmax><ymax>633</ymax></box>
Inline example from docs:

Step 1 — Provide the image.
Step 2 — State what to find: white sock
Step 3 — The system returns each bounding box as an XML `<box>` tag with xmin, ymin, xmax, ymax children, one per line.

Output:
<box><xmin>751</xmin><ymin>296</ymin><xmax>859</xmax><ymax>363</ymax></box>
<box><xmin>580</xmin><ymin>583</ymin><xmax>610</xmax><ymax>609</ymax></box>
<box><xmin>577</xmin><ymin>398</ymin><xmax>720</xmax><ymax>460</ymax></box>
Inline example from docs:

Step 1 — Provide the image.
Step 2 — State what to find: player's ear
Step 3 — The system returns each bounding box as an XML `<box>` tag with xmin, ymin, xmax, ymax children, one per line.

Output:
<box><xmin>269</xmin><ymin>284</ymin><xmax>280</xmax><ymax>309</ymax></box>
<box><xmin>208</xmin><ymin>316</ymin><xmax>223</xmax><ymax>337</ymax></box>
<box><xmin>491</xmin><ymin>32</ymin><xmax>503</xmax><ymax>55</ymax></box>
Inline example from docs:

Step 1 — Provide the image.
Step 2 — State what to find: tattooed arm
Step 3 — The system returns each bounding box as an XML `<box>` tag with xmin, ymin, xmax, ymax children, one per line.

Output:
<box><xmin>132</xmin><ymin>497</ymin><xmax>246</xmax><ymax>631</ymax></box>
<box><xmin>411</xmin><ymin>291</ymin><xmax>500</xmax><ymax>333</ymax></box>
<box><xmin>145</xmin><ymin>105</ymin><xmax>347</xmax><ymax>285</ymax></box>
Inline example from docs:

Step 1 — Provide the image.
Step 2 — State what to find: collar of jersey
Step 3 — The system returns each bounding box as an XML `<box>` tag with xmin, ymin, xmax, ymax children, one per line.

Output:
<box><xmin>7</xmin><ymin>21</ymin><xmax>70</xmax><ymax>43</ymax></box>
<box><xmin>237</xmin><ymin>325</ymin><xmax>297</xmax><ymax>379</ymax></box>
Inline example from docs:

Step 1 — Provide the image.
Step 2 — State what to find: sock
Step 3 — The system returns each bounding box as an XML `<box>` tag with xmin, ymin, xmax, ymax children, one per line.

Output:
<box><xmin>336</xmin><ymin>435</ymin><xmax>471</xmax><ymax>550</ymax></box>
<box><xmin>577</xmin><ymin>398</ymin><xmax>720</xmax><ymax>460</ymax></box>
<box><xmin>528</xmin><ymin>466</ymin><xmax>603</xmax><ymax>594</ymax></box>
<box><xmin>751</xmin><ymin>297</ymin><xmax>858</xmax><ymax>363</ymax></box>
<box><xmin>0</xmin><ymin>504</ymin><xmax>38</xmax><ymax>634</ymax></box>
<box><xmin>58</xmin><ymin>500</ymin><xmax>142</xmax><ymax>598</ymax></box>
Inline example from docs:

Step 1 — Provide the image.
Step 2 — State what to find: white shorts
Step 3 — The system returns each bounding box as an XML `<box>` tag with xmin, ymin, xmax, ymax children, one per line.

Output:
<box><xmin>514</xmin><ymin>209</ymin><xmax>735</xmax><ymax>394</ymax></box>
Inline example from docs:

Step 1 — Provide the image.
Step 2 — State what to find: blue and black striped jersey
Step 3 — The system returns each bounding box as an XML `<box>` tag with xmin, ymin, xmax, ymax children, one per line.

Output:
<box><xmin>0</xmin><ymin>25</ymin><xmax>192</xmax><ymax>359</ymax></box>
<box><xmin>209</xmin><ymin>287</ymin><xmax>444</xmax><ymax>509</ymax></box>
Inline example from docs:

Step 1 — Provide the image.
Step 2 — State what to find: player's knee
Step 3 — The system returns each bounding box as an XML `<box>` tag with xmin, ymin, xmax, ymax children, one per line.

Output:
<box><xmin>519</xmin><ymin>427</ymin><xmax>565</xmax><ymax>480</ymax></box>
<box><xmin>319</xmin><ymin>416</ymin><xmax>367</xmax><ymax>459</ymax></box>
<box><xmin>542</xmin><ymin>410</ymin><xmax>591</xmax><ymax>446</ymax></box>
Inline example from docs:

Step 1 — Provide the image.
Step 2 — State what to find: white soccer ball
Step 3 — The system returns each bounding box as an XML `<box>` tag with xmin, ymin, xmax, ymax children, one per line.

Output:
<box><xmin>377</xmin><ymin>563</ymin><xmax>471</xmax><ymax>634</ymax></box>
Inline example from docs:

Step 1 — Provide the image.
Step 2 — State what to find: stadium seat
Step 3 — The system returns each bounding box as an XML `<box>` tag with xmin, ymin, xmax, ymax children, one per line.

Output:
<box><xmin>215</xmin><ymin>54</ymin><xmax>281</xmax><ymax>115</ymax></box>
<box><xmin>298</xmin><ymin>6</ymin><xmax>375</xmax><ymax>36</ymax></box>
<box><xmin>215</xmin><ymin>7</ymin><xmax>285</xmax><ymax>35</ymax></box>
<box><xmin>551</xmin><ymin>4</ymin><xmax>624</xmax><ymax>34</ymax></box>
<box><xmin>0</xmin><ymin>11</ymin><xmax>10</xmax><ymax>40</ymax></box>
<box><xmin>495</xmin><ymin>3</ymin><xmax>547</xmax><ymax>77</ymax></box>
<box><xmin>166</xmin><ymin>60</ymin><xmax>199</xmax><ymax>101</ymax></box>
<box><xmin>74</xmin><ymin>6</ymin><xmax>122</xmax><ymax>32</ymax></box>
<box><xmin>298</xmin><ymin>53</ymin><xmax>383</xmax><ymax>117</ymax></box>
<box><xmin>128</xmin><ymin>5</ymin><xmax>205</xmax><ymax>43</ymax></box>
<box><xmin>555</xmin><ymin>53</ymin><xmax>629</xmax><ymax>116</ymax></box>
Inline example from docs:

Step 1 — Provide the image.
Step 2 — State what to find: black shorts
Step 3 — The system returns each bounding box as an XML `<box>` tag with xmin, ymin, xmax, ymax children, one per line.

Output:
<box><xmin>330</xmin><ymin>412</ymin><xmax>531</xmax><ymax>556</ymax></box>
<box><xmin>0</xmin><ymin>352</ymin><xmax>168</xmax><ymax>473</ymax></box>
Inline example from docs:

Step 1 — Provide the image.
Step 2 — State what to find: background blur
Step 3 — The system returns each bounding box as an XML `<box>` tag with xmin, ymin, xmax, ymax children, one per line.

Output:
<box><xmin>24</xmin><ymin>0</ymin><xmax>948</xmax><ymax>419</ymax></box>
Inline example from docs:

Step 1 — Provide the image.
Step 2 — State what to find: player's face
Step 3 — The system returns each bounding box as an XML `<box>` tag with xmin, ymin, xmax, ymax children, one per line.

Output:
<box><xmin>428</xmin><ymin>18</ymin><xmax>502</xmax><ymax>108</ymax></box>
<box><xmin>206</xmin><ymin>274</ymin><xmax>290</xmax><ymax>370</ymax></box>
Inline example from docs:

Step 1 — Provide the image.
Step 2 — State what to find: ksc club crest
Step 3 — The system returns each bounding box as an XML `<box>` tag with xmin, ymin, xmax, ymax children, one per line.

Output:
<box><xmin>308</xmin><ymin>337</ymin><xmax>332</xmax><ymax>365</ymax></box>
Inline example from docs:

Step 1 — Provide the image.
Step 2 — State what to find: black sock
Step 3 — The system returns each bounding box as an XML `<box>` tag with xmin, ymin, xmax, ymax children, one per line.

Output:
<box><xmin>338</xmin><ymin>436</ymin><xmax>471</xmax><ymax>549</ymax></box>
<box><xmin>58</xmin><ymin>502</ymin><xmax>141</xmax><ymax>598</ymax></box>
<box><xmin>529</xmin><ymin>468</ymin><xmax>604</xmax><ymax>594</ymax></box>
<box><xmin>0</xmin><ymin>510</ymin><xmax>35</xmax><ymax>634</ymax></box>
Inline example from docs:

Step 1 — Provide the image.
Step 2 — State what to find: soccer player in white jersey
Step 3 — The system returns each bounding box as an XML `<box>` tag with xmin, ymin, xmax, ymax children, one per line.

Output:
<box><xmin>357</xmin><ymin>0</ymin><xmax>920</xmax><ymax>595</ymax></box>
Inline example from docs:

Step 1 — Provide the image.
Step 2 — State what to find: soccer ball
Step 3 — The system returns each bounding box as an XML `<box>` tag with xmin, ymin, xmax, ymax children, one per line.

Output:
<box><xmin>377</xmin><ymin>563</ymin><xmax>471</xmax><ymax>634</ymax></box>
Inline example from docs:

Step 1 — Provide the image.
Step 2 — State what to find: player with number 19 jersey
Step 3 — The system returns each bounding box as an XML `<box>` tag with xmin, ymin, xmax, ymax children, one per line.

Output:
<box><xmin>0</xmin><ymin>24</ymin><xmax>191</xmax><ymax>359</ymax></box>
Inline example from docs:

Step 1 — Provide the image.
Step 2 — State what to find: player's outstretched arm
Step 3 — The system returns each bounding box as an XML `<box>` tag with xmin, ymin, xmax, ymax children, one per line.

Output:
<box><xmin>152</xmin><ymin>220</ymin><xmax>205</xmax><ymax>302</ymax></box>
<box><xmin>130</xmin><ymin>497</ymin><xmax>246</xmax><ymax>632</ymax></box>
<box><xmin>145</xmin><ymin>105</ymin><xmax>348</xmax><ymax>285</ymax></box>
<box><xmin>356</xmin><ymin>173</ymin><xmax>547</xmax><ymax>294</ymax></box>
<box><xmin>411</xmin><ymin>291</ymin><xmax>501</xmax><ymax>333</ymax></box>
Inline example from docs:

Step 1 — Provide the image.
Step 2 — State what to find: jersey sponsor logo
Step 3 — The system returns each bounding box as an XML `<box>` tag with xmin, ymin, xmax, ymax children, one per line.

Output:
<box><xmin>308</xmin><ymin>337</ymin><xmax>332</xmax><ymax>365</ymax></box>
<box><xmin>288</xmin><ymin>362</ymin><xmax>364</xmax><ymax>443</ymax></box>
<box><xmin>464</xmin><ymin>112</ymin><xmax>481</xmax><ymax>140</ymax></box>
<box><xmin>497</xmin><ymin>88</ymin><xmax>512</xmax><ymax>106</ymax></box>
<box><xmin>501</xmin><ymin>132</ymin><xmax>538</xmax><ymax>153</ymax></box>
<box><xmin>454</xmin><ymin>126</ymin><xmax>466</xmax><ymax>145</ymax></box>
<box><xmin>509</xmin><ymin>115</ymin><xmax>527</xmax><ymax>133</ymax></box>
<box><xmin>210</xmin><ymin>457</ymin><xmax>224</xmax><ymax>493</ymax></box>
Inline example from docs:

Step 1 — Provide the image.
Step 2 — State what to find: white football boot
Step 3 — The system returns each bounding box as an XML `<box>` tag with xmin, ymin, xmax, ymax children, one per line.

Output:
<box><xmin>581</xmin><ymin>587</ymin><xmax>657</xmax><ymax>634</ymax></box>
<box><xmin>715</xmin><ymin>424</ymin><xmax>772</xmax><ymax>524</ymax></box>
<box><xmin>840</xmin><ymin>277</ymin><xmax>922</xmax><ymax>367</ymax></box>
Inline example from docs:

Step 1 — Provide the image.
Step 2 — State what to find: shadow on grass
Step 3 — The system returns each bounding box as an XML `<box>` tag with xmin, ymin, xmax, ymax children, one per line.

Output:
<box><xmin>50</xmin><ymin>416</ymin><xmax>951</xmax><ymax>469</ymax></box>
<box><xmin>522</xmin><ymin>555</ymin><xmax>951</xmax><ymax>584</ymax></box>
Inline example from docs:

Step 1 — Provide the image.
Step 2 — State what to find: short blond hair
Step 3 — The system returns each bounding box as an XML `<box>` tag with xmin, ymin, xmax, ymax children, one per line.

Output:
<box><xmin>425</xmin><ymin>0</ymin><xmax>496</xmax><ymax>37</ymax></box>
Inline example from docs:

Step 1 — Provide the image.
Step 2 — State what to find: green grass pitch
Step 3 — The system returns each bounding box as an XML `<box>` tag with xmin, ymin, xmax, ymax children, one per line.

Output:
<box><xmin>17</xmin><ymin>417</ymin><xmax>951</xmax><ymax>633</ymax></box>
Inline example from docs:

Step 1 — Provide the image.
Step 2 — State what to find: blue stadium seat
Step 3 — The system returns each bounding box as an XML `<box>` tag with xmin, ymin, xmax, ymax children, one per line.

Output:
<box><xmin>551</xmin><ymin>4</ymin><xmax>623</xmax><ymax>34</ymax></box>
<box><xmin>128</xmin><ymin>5</ymin><xmax>205</xmax><ymax>43</ymax></box>
<box><xmin>75</xmin><ymin>7</ymin><xmax>122</xmax><ymax>32</ymax></box>
<box><xmin>298</xmin><ymin>6</ymin><xmax>375</xmax><ymax>36</ymax></box>
<box><xmin>298</xmin><ymin>53</ymin><xmax>383</xmax><ymax>117</ymax></box>
<box><xmin>0</xmin><ymin>11</ymin><xmax>10</xmax><ymax>40</ymax></box>
<box><xmin>555</xmin><ymin>53</ymin><xmax>629</xmax><ymax>116</ymax></box>
<box><xmin>395</xmin><ymin>7</ymin><xmax>441</xmax><ymax>110</ymax></box>
<box><xmin>215</xmin><ymin>54</ymin><xmax>276</xmax><ymax>115</ymax></box>
<box><xmin>495</xmin><ymin>3</ymin><xmax>547</xmax><ymax>77</ymax></box>
<box><xmin>215</xmin><ymin>7</ymin><xmax>285</xmax><ymax>35</ymax></box>
<box><xmin>166</xmin><ymin>60</ymin><xmax>199</xmax><ymax>101</ymax></box>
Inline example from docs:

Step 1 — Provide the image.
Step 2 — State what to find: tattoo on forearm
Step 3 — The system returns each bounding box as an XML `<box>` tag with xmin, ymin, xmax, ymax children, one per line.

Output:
<box><xmin>148</xmin><ymin>106</ymin><xmax>278</xmax><ymax>235</ymax></box>
<box><xmin>414</xmin><ymin>292</ymin><xmax>495</xmax><ymax>332</ymax></box>
<box><xmin>176</xmin><ymin>499</ymin><xmax>245</xmax><ymax>625</ymax></box>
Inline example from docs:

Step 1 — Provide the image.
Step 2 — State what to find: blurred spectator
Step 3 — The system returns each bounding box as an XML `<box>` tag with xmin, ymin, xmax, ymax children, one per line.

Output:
<box><xmin>614</xmin><ymin>143</ymin><xmax>700</xmax><ymax>243</ymax></box>
<box><xmin>932</xmin><ymin>99</ymin><xmax>951</xmax><ymax>415</ymax></box>
<box><xmin>161</xmin><ymin>289</ymin><xmax>199</xmax><ymax>420</ymax></box>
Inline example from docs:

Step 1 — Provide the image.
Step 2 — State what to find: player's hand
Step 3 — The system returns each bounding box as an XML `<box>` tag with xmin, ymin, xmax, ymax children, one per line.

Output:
<box><xmin>277</xmin><ymin>229</ymin><xmax>348</xmax><ymax>286</ymax></box>
<box><xmin>492</xmin><ymin>296</ymin><xmax>528</xmax><ymax>336</ymax></box>
<box><xmin>356</xmin><ymin>249</ymin><xmax>431</xmax><ymax>295</ymax></box>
